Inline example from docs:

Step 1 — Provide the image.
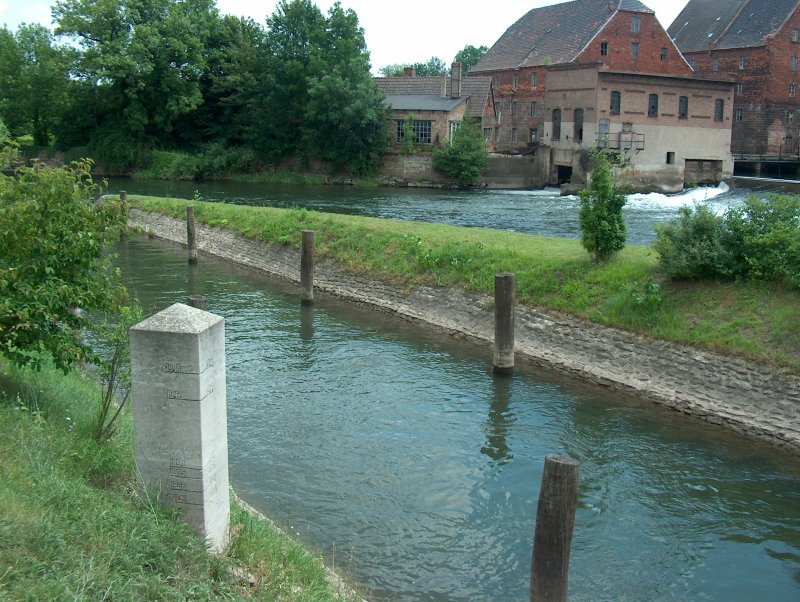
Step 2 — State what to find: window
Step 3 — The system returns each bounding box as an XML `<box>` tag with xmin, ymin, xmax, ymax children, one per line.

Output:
<box><xmin>530</xmin><ymin>128</ymin><xmax>538</xmax><ymax>142</ymax></box>
<box><xmin>531</xmin><ymin>72</ymin><xmax>538</xmax><ymax>88</ymax></box>
<box><xmin>787</xmin><ymin>110</ymin><xmax>795</xmax><ymax>126</ymax></box>
<box><xmin>511</xmin><ymin>128</ymin><xmax>518</xmax><ymax>143</ymax></box>
<box><xmin>793</xmin><ymin>56</ymin><xmax>799</xmax><ymax>72</ymax></box>
<box><xmin>689</xmin><ymin>59</ymin><xmax>697</xmax><ymax>70</ymax></box>
<box><xmin>661</xmin><ymin>47</ymin><xmax>668</xmax><ymax>61</ymax></box>
<box><xmin>666</xmin><ymin>152</ymin><xmax>675</xmax><ymax>165</ymax></box>
<box><xmin>793</xmin><ymin>29</ymin><xmax>800</xmax><ymax>42</ymax></box>
<box><xmin>739</xmin><ymin>56</ymin><xmax>746</xmax><ymax>70</ymax></box>
<box><xmin>513</xmin><ymin>73</ymin><xmax>519</xmax><ymax>91</ymax></box>
<box><xmin>787</xmin><ymin>135</ymin><xmax>794</xmax><ymax>148</ymax></box>
<box><xmin>494</xmin><ymin>127</ymin><xmax>500</xmax><ymax>141</ymax></box>
<box><xmin>791</xmin><ymin>82</ymin><xmax>797</xmax><ymax>97</ymax></box>
<box><xmin>483</xmin><ymin>128</ymin><xmax>492</xmax><ymax>140</ymax></box>
<box><xmin>648</xmin><ymin>94</ymin><xmax>659</xmax><ymax>118</ymax></box>
<box><xmin>574</xmin><ymin>108</ymin><xmax>584</xmax><ymax>143</ymax></box>
<box><xmin>495</xmin><ymin>102</ymin><xmax>501</xmax><ymax>123</ymax></box>
<box><xmin>678</xmin><ymin>96</ymin><xmax>688</xmax><ymax>119</ymax></box>
<box><xmin>397</xmin><ymin>120</ymin><xmax>432</xmax><ymax>144</ymax></box>
<box><xmin>714</xmin><ymin>99</ymin><xmax>724</xmax><ymax>122</ymax></box>
<box><xmin>600</xmin><ymin>41</ymin><xmax>609</xmax><ymax>56</ymax></box>
<box><xmin>449</xmin><ymin>121</ymin><xmax>460</xmax><ymax>139</ymax></box>
<box><xmin>632</xmin><ymin>41</ymin><xmax>640</xmax><ymax>58</ymax></box>
<box><xmin>552</xmin><ymin>109</ymin><xmax>562</xmax><ymax>141</ymax></box>
<box><xmin>735</xmin><ymin>108</ymin><xmax>743</xmax><ymax>122</ymax></box>
<box><xmin>737</xmin><ymin>83</ymin><xmax>745</xmax><ymax>96</ymax></box>
<box><xmin>530</xmin><ymin>102</ymin><xmax>538</xmax><ymax>117</ymax></box>
<box><xmin>610</xmin><ymin>91</ymin><xmax>621</xmax><ymax>115</ymax></box>
<box><xmin>712</xmin><ymin>58</ymin><xmax>719</xmax><ymax>72</ymax></box>
<box><xmin>631</xmin><ymin>16</ymin><xmax>640</xmax><ymax>33</ymax></box>
<box><xmin>598</xmin><ymin>119</ymin><xmax>610</xmax><ymax>147</ymax></box>
<box><xmin>511</xmin><ymin>100</ymin><xmax>517</xmax><ymax>116</ymax></box>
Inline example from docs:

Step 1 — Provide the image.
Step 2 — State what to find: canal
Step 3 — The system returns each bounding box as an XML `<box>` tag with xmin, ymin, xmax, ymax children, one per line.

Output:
<box><xmin>117</xmin><ymin>234</ymin><xmax>800</xmax><ymax>601</ymax></box>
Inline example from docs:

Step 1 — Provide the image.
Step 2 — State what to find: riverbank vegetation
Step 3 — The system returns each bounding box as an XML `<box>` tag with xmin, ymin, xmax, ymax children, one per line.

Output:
<box><xmin>126</xmin><ymin>195</ymin><xmax>800</xmax><ymax>371</ymax></box>
<box><xmin>0</xmin><ymin>354</ymin><xmax>359</xmax><ymax>600</ymax></box>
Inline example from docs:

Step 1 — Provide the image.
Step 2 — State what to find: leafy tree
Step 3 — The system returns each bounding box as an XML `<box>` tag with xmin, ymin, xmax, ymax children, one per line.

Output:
<box><xmin>433</xmin><ymin>117</ymin><xmax>488</xmax><ymax>186</ymax></box>
<box><xmin>0</xmin><ymin>156</ymin><xmax>128</xmax><ymax>371</ymax></box>
<box><xmin>579</xmin><ymin>152</ymin><xmax>627</xmax><ymax>262</ymax></box>
<box><xmin>454</xmin><ymin>44</ymin><xmax>488</xmax><ymax>74</ymax></box>
<box><xmin>378</xmin><ymin>56</ymin><xmax>447</xmax><ymax>77</ymax></box>
<box><xmin>402</xmin><ymin>114</ymin><xmax>418</xmax><ymax>154</ymax></box>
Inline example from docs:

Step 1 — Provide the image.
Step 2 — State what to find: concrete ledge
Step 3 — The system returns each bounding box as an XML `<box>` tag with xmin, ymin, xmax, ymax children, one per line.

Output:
<box><xmin>128</xmin><ymin>209</ymin><xmax>800</xmax><ymax>454</ymax></box>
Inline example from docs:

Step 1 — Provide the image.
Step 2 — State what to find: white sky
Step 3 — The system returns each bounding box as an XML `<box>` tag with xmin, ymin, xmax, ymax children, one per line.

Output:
<box><xmin>0</xmin><ymin>0</ymin><xmax>688</xmax><ymax>74</ymax></box>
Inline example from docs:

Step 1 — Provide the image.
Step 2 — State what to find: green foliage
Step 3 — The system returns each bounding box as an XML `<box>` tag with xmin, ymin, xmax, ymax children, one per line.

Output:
<box><xmin>402</xmin><ymin>114</ymin><xmax>418</xmax><ymax>154</ymax></box>
<box><xmin>141</xmin><ymin>145</ymin><xmax>259</xmax><ymax>180</ymax></box>
<box><xmin>378</xmin><ymin>56</ymin><xmax>447</xmax><ymax>77</ymax></box>
<box><xmin>432</xmin><ymin>117</ymin><xmax>488</xmax><ymax>186</ymax></box>
<box><xmin>0</xmin><ymin>157</ymin><xmax>127</xmax><ymax>372</ymax></box>
<box><xmin>655</xmin><ymin>195</ymin><xmax>800</xmax><ymax>289</ymax></box>
<box><xmin>454</xmin><ymin>44</ymin><xmax>488</xmax><ymax>73</ymax></box>
<box><xmin>579</xmin><ymin>151</ymin><xmax>628</xmax><ymax>262</ymax></box>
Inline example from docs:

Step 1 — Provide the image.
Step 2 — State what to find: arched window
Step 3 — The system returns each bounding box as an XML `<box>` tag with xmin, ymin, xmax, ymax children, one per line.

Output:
<box><xmin>552</xmin><ymin>109</ymin><xmax>562</xmax><ymax>140</ymax></box>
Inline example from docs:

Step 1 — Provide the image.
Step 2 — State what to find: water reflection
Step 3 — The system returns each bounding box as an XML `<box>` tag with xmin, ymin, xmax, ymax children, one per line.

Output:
<box><xmin>481</xmin><ymin>373</ymin><xmax>514</xmax><ymax>464</ymax></box>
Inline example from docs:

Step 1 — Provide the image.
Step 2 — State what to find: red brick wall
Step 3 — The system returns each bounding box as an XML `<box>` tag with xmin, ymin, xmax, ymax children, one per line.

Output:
<box><xmin>577</xmin><ymin>11</ymin><xmax>692</xmax><ymax>77</ymax></box>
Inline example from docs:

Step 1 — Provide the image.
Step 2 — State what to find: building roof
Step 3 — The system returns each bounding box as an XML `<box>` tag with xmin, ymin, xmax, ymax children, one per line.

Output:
<box><xmin>374</xmin><ymin>76</ymin><xmax>492</xmax><ymax>118</ymax></box>
<box><xmin>669</xmin><ymin>0</ymin><xmax>800</xmax><ymax>53</ymax></box>
<box><xmin>471</xmin><ymin>0</ymin><xmax>654</xmax><ymax>73</ymax></box>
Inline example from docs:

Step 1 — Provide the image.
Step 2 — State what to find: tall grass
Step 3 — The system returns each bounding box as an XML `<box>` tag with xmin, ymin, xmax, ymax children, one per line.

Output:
<box><xmin>126</xmin><ymin>195</ymin><xmax>800</xmax><ymax>371</ymax></box>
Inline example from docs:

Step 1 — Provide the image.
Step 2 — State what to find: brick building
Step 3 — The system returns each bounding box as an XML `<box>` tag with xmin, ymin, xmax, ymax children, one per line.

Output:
<box><xmin>669</xmin><ymin>0</ymin><xmax>800</xmax><ymax>165</ymax></box>
<box><xmin>373</xmin><ymin>65</ymin><xmax>493</xmax><ymax>149</ymax></box>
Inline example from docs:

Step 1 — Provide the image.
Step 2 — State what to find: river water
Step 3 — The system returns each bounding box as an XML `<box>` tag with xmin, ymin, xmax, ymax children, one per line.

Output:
<box><xmin>107</xmin><ymin>177</ymin><xmax>771</xmax><ymax>246</ymax></box>
<box><xmin>117</xmin><ymin>235</ymin><xmax>800</xmax><ymax>601</ymax></box>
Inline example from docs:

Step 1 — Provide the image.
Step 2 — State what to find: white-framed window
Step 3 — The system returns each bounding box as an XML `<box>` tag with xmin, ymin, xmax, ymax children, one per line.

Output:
<box><xmin>483</xmin><ymin>127</ymin><xmax>492</xmax><ymax>140</ymax></box>
<box><xmin>512</xmin><ymin>73</ymin><xmax>519</xmax><ymax>91</ymax></box>
<box><xmin>396</xmin><ymin>119</ymin><xmax>432</xmax><ymax>144</ymax></box>
<box><xmin>739</xmin><ymin>56</ymin><xmax>746</xmax><ymax>69</ymax></box>
<box><xmin>511</xmin><ymin>100</ymin><xmax>517</xmax><ymax>116</ymax></box>
<box><xmin>632</xmin><ymin>41</ymin><xmax>640</xmax><ymax>58</ymax></box>
<box><xmin>631</xmin><ymin>16</ymin><xmax>640</xmax><ymax>33</ymax></box>
<box><xmin>712</xmin><ymin>58</ymin><xmax>719</xmax><ymax>72</ymax></box>
<box><xmin>531</xmin><ymin>72</ymin><xmax>538</xmax><ymax>88</ymax></box>
<box><xmin>791</xmin><ymin>82</ymin><xmax>797</xmax><ymax>97</ymax></box>
<box><xmin>714</xmin><ymin>99</ymin><xmax>724</xmax><ymax>122</ymax></box>
<box><xmin>737</xmin><ymin>83</ymin><xmax>745</xmax><ymax>96</ymax></box>
<box><xmin>511</xmin><ymin>128</ymin><xmax>518</xmax><ymax>143</ymax></box>
<box><xmin>530</xmin><ymin>102</ymin><xmax>538</xmax><ymax>117</ymax></box>
<box><xmin>793</xmin><ymin>56</ymin><xmax>799</xmax><ymax>71</ymax></box>
<box><xmin>600</xmin><ymin>41</ymin><xmax>608</xmax><ymax>56</ymax></box>
<box><xmin>735</xmin><ymin>108</ymin><xmax>743</xmax><ymax>122</ymax></box>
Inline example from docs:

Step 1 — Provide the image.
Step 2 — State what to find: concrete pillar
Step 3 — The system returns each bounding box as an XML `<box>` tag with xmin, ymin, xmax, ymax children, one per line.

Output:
<box><xmin>493</xmin><ymin>272</ymin><xmax>516</xmax><ymax>373</ymax></box>
<box><xmin>300</xmin><ymin>230</ymin><xmax>315</xmax><ymax>304</ymax></box>
<box><xmin>130</xmin><ymin>303</ymin><xmax>229</xmax><ymax>552</ymax></box>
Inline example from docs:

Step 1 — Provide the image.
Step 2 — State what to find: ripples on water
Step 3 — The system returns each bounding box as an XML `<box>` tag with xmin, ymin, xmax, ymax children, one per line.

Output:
<box><xmin>117</xmin><ymin>237</ymin><xmax>800</xmax><ymax>602</ymax></box>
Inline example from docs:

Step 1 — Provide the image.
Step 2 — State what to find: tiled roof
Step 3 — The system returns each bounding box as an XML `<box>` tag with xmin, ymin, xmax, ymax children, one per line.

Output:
<box><xmin>374</xmin><ymin>76</ymin><xmax>492</xmax><ymax>117</ymax></box>
<box><xmin>669</xmin><ymin>0</ymin><xmax>799</xmax><ymax>52</ymax></box>
<box><xmin>471</xmin><ymin>0</ymin><xmax>654</xmax><ymax>73</ymax></box>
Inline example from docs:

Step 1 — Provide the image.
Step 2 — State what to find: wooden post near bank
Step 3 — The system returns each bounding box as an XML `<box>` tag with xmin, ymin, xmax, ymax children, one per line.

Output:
<box><xmin>300</xmin><ymin>230</ymin><xmax>315</xmax><ymax>304</ymax></box>
<box><xmin>187</xmin><ymin>295</ymin><xmax>208</xmax><ymax>310</ymax></box>
<box><xmin>493</xmin><ymin>272</ymin><xmax>515</xmax><ymax>373</ymax></box>
<box><xmin>530</xmin><ymin>455</ymin><xmax>580</xmax><ymax>602</ymax></box>
<box><xmin>187</xmin><ymin>206</ymin><xmax>198</xmax><ymax>264</ymax></box>
<box><xmin>119</xmin><ymin>190</ymin><xmax>128</xmax><ymax>240</ymax></box>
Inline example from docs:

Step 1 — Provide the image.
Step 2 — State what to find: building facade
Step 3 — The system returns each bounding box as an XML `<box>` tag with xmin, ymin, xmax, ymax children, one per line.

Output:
<box><xmin>669</xmin><ymin>0</ymin><xmax>800</xmax><ymax>164</ymax></box>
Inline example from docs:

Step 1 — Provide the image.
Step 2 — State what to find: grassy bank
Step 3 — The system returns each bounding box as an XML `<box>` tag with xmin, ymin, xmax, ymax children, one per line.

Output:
<box><xmin>127</xmin><ymin>195</ymin><xmax>800</xmax><ymax>371</ymax></box>
<box><xmin>0</xmin><ymin>355</ymin><xmax>359</xmax><ymax>601</ymax></box>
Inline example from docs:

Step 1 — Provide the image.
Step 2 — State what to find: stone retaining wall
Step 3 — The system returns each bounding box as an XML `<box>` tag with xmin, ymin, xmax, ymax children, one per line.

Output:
<box><xmin>129</xmin><ymin>209</ymin><xmax>800</xmax><ymax>454</ymax></box>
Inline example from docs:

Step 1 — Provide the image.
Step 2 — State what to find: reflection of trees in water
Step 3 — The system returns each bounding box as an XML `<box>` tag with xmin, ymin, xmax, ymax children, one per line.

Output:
<box><xmin>481</xmin><ymin>372</ymin><xmax>515</xmax><ymax>464</ymax></box>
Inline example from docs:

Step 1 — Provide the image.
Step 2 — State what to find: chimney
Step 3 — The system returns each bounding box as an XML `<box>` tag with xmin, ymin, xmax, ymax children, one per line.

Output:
<box><xmin>451</xmin><ymin>62</ymin><xmax>462</xmax><ymax>98</ymax></box>
<box><xmin>403</xmin><ymin>66</ymin><xmax>416</xmax><ymax>78</ymax></box>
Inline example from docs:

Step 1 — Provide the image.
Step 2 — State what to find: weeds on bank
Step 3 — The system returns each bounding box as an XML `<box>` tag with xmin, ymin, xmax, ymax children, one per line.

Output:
<box><xmin>124</xmin><ymin>196</ymin><xmax>800</xmax><ymax>371</ymax></box>
<box><xmin>0</xmin><ymin>355</ymin><xmax>357</xmax><ymax>601</ymax></box>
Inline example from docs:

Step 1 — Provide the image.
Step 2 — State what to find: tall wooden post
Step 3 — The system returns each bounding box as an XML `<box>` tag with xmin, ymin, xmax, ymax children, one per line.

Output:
<box><xmin>187</xmin><ymin>295</ymin><xmax>208</xmax><ymax>310</ymax></box>
<box><xmin>530</xmin><ymin>455</ymin><xmax>580</xmax><ymax>602</ymax></box>
<box><xmin>493</xmin><ymin>272</ymin><xmax>515</xmax><ymax>373</ymax></box>
<box><xmin>300</xmin><ymin>230</ymin><xmax>315</xmax><ymax>304</ymax></box>
<box><xmin>187</xmin><ymin>206</ymin><xmax>198</xmax><ymax>264</ymax></box>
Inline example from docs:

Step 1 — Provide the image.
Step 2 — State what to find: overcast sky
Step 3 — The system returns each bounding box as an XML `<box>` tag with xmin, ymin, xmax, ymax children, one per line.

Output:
<box><xmin>0</xmin><ymin>0</ymin><xmax>688</xmax><ymax>73</ymax></box>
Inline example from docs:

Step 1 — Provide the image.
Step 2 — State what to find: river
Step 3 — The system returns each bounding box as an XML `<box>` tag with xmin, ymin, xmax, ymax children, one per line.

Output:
<box><xmin>116</xmin><ymin>234</ymin><xmax>800</xmax><ymax>602</ymax></box>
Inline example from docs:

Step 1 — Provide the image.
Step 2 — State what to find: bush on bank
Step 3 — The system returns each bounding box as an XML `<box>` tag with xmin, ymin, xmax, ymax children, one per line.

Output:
<box><xmin>125</xmin><ymin>195</ymin><xmax>800</xmax><ymax>371</ymax></box>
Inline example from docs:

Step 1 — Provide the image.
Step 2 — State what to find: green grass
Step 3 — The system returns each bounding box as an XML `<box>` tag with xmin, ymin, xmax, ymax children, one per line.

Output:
<box><xmin>0</xmin><ymin>355</ymin><xmax>358</xmax><ymax>601</ymax></box>
<box><xmin>124</xmin><ymin>195</ymin><xmax>800</xmax><ymax>372</ymax></box>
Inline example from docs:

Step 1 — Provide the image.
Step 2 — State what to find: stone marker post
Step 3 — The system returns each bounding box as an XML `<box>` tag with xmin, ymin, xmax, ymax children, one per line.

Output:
<box><xmin>493</xmin><ymin>272</ymin><xmax>516</xmax><ymax>373</ymax></box>
<box><xmin>187</xmin><ymin>295</ymin><xmax>208</xmax><ymax>310</ymax></box>
<box><xmin>530</xmin><ymin>455</ymin><xmax>580</xmax><ymax>602</ymax></box>
<box><xmin>187</xmin><ymin>206</ymin><xmax>198</xmax><ymax>264</ymax></box>
<box><xmin>300</xmin><ymin>230</ymin><xmax>315</xmax><ymax>304</ymax></box>
<box><xmin>130</xmin><ymin>303</ymin><xmax>229</xmax><ymax>552</ymax></box>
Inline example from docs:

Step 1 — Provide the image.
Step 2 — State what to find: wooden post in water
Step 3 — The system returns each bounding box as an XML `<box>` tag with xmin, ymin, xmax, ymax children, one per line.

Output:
<box><xmin>187</xmin><ymin>206</ymin><xmax>198</xmax><ymax>264</ymax></box>
<box><xmin>119</xmin><ymin>191</ymin><xmax>128</xmax><ymax>240</ymax></box>
<box><xmin>187</xmin><ymin>295</ymin><xmax>208</xmax><ymax>310</ymax></box>
<box><xmin>493</xmin><ymin>272</ymin><xmax>515</xmax><ymax>373</ymax></box>
<box><xmin>300</xmin><ymin>230</ymin><xmax>315</xmax><ymax>305</ymax></box>
<box><xmin>530</xmin><ymin>455</ymin><xmax>580</xmax><ymax>602</ymax></box>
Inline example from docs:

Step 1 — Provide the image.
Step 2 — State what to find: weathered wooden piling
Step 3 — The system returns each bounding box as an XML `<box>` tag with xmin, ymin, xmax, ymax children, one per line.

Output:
<box><xmin>187</xmin><ymin>295</ymin><xmax>208</xmax><ymax>310</ymax></box>
<box><xmin>300</xmin><ymin>230</ymin><xmax>315</xmax><ymax>304</ymax></box>
<box><xmin>119</xmin><ymin>191</ymin><xmax>128</xmax><ymax>240</ymax></box>
<box><xmin>493</xmin><ymin>272</ymin><xmax>516</xmax><ymax>373</ymax></box>
<box><xmin>530</xmin><ymin>455</ymin><xmax>580</xmax><ymax>602</ymax></box>
<box><xmin>187</xmin><ymin>206</ymin><xmax>198</xmax><ymax>264</ymax></box>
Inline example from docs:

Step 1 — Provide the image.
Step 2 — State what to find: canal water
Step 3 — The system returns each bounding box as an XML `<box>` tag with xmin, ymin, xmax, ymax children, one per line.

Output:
<box><xmin>107</xmin><ymin>177</ymin><xmax>758</xmax><ymax>246</ymax></box>
<box><xmin>117</xmin><ymin>235</ymin><xmax>800</xmax><ymax>602</ymax></box>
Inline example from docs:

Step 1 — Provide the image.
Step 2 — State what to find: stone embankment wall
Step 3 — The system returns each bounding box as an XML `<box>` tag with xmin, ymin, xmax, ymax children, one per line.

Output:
<box><xmin>129</xmin><ymin>209</ymin><xmax>800</xmax><ymax>454</ymax></box>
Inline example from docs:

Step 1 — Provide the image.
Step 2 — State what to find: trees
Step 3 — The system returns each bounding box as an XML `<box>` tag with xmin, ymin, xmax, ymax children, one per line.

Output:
<box><xmin>378</xmin><ymin>56</ymin><xmax>448</xmax><ymax>77</ymax></box>
<box><xmin>454</xmin><ymin>44</ymin><xmax>488</xmax><ymax>74</ymax></box>
<box><xmin>578</xmin><ymin>152</ymin><xmax>627</xmax><ymax>262</ymax></box>
<box><xmin>432</xmin><ymin>117</ymin><xmax>488</xmax><ymax>186</ymax></box>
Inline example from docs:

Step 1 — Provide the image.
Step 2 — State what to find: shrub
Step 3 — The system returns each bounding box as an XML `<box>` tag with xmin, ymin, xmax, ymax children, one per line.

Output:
<box><xmin>579</xmin><ymin>151</ymin><xmax>627</xmax><ymax>262</ymax></box>
<box><xmin>433</xmin><ymin>117</ymin><xmax>488</xmax><ymax>187</ymax></box>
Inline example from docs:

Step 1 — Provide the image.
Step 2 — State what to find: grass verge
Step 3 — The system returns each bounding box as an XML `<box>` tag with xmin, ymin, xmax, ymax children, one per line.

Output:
<box><xmin>0</xmin><ymin>354</ymin><xmax>359</xmax><ymax>601</ymax></box>
<box><xmin>125</xmin><ymin>195</ymin><xmax>800</xmax><ymax>372</ymax></box>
